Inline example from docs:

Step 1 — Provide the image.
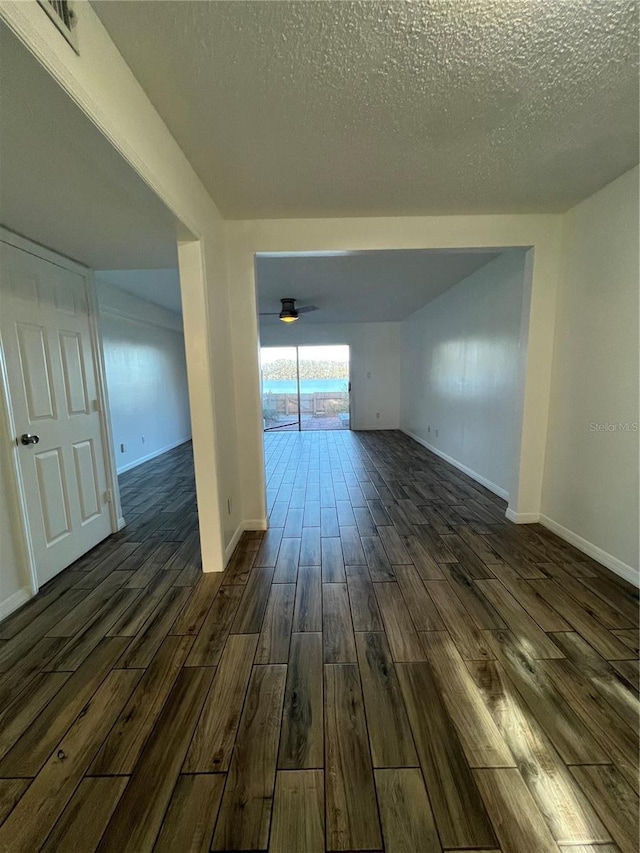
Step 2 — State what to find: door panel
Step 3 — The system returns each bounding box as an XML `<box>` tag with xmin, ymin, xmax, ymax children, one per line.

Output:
<box><xmin>59</xmin><ymin>331</ymin><xmax>89</xmax><ymax>415</ymax></box>
<box><xmin>16</xmin><ymin>322</ymin><xmax>56</xmax><ymax>420</ymax></box>
<box><xmin>35</xmin><ymin>448</ymin><xmax>71</xmax><ymax>544</ymax></box>
<box><xmin>0</xmin><ymin>239</ymin><xmax>112</xmax><ymax>585</ymax></box>
<box><xmin>73</xmin><ymin>439</ymin><xmax>101</xmax><ymax>522</ymax></box>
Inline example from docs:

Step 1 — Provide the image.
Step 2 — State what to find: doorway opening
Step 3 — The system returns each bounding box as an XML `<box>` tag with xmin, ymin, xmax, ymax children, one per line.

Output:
<box><xmin>261</xmin><ymin>345</ymin><xmax>350</xmax><ymax>431</ymax></box>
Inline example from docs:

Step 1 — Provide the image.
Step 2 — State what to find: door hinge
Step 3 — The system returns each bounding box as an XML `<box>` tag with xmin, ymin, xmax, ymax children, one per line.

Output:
<box><xmin>105</xmin><ymin>489</ymin><xmax>113</xmax><ymax>504</ymax></box>
<box><xmin>92</xmin><ymin>399</ymin><xmax>101</xmax><ymax>413</ymax></box>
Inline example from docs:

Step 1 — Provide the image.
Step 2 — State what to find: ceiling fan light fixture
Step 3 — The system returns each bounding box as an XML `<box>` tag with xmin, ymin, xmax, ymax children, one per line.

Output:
<box><xmin>278</xmin><ymin>297</ymin><xmax>299</xmax><ymax>323</ymax></box>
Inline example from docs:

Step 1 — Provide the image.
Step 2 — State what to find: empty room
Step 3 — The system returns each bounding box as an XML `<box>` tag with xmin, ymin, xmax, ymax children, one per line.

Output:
<box><xmin>0</xmin><ymin>1</ymin><xmax>638</xmax><ymax>852</ymax></box>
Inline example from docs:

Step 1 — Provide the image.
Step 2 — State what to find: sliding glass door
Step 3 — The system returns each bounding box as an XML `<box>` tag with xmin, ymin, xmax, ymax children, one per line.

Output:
<box><xmin>261</xmin><ymin>345</ymin><xmax>350</xmax><ymax>431</ymax></box>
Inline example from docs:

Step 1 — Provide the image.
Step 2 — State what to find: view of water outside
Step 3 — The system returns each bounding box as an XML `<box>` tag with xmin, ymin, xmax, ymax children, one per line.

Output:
<box><xmin>261</xmin><ymin>345</ymin><xmax>350</xmax><ymax>430</ymax></box>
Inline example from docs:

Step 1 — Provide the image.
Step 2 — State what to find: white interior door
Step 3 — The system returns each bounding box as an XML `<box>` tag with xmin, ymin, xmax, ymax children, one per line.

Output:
<box><xmin>0</xmin><ymin>239</ymin><xmax>112</xmax><ymax>586</ymax></box>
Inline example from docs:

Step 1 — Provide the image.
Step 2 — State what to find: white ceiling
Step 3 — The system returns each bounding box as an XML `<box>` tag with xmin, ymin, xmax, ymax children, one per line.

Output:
<box><xmin>96</xmin><ymin>269</ymin><xmax>183</xmax><ymax>315</ymax></box>
<box><xmin>0</xmin><ymin>22</ymin><xmax>178</xmax><ymax>270</ymax></box>
<box><xmin>93</xmin><ymin>0</ymin><xmax>639</xmax><ymax>220</ymax></box>
<box><xmin>256</xmin><ymin>249</ymin><xmax>504</xmax><ymax>324</ymax></box>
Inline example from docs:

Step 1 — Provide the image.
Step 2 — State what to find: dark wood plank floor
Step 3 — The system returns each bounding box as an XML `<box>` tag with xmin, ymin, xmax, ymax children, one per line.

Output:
<box><xmin>0</xmin><ymin>430</ymin><xmax>638</xmax><ymax>852</ymax></box>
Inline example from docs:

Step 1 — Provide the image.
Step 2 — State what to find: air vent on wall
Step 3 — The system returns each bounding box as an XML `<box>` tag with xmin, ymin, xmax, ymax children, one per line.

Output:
<box><xmin>38</xmin><ymin>0</ymin><xmax>79</xmax><ymax>53</ymax></box>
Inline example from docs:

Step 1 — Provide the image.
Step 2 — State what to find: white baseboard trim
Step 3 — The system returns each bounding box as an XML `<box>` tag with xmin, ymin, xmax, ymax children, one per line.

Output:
<box><xmin>0</xmin><ymin>586</ymin><xmax>32</xmax><ymax>621</ymax></box>
<box><xmin>505</xmin><ymin>509</ymin><xmax>541</xmax><ymax>524</ymax></box>
<box><xmin>401</xmin><ymin>429</ymin><xmax>509</xmax><ymax>501</ymax></box>
<box><xmin>224</xmin><ymin>524</ymin><xmax>245</xmax><ymax>563</ymax></box>
<box><xmin>244</xmin><ymin>518</ymin><xmax>269</xmax><ymax>531</ymax></box>
<box><xmin>224</xmin><ymin>518</ymin><xmax>269</xmax><ymax>564</ymax></box>
<box><xmin>116</xmin><ymin>436</ymin><xmax>192</xmax><ymax>475</ymax></box>
<box><xmin>117</xmin><ymin>516</ymin><xmax>126</xmax><ymax>531</ymax></box>
<box><xmin>539</xmin><ymin>514</ymin><xmax>639</xmax><ymax>588</ymax></box>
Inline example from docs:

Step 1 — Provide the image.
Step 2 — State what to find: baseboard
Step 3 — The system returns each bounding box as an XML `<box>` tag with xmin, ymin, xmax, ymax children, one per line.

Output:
<box><xmin>505</xmin><ymin>509</ymin><xmax>541</xmax><ymax>524</ymax></box>
<box><xmin>244</xmin><ymin>518</ymin><xmax>269</xmax><ymax>531</ymax></box>
<box><xmin>116</xmin><ymin>436</ymin><xmax>192</xmax><ymax>474</ymax></box>
<box><xmin>117</xmin><ymin>516</ymin><xmax>126</xmax><ymax>531</ymax></box>
<box><xmin>224</xmin><ymin>518</ymin><xmax>269</xmax><ymax>563</ymax></box>
<box><xmin>0</xmin><ymin>586</ymin><xmax>32</xmax><ymax>621</ymax></box>
<box><xmin>401</xmin><ymin>429</ymin><xmax>509</xmax><ymax>501</ymax></box>
<box><xmin>539</xmin><ymin>514</ymin><xmax>639</xmax><ymax>588</ymax></box>
<box><xmin>224</xmin><ymin>524</ymin><xmax>245</xmax><ymax>563</ymax></box>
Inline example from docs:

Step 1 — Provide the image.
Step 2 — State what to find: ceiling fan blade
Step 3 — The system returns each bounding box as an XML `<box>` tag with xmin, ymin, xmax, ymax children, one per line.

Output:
<box><xmin>297</xmin><ymin>305</ymin><xmax>319</xmax><ymax>314</ymax></box>
<box><xmin>258</xmin><ymin>311</ymin><xmax>280</xmax><ymax>316</ymax></box>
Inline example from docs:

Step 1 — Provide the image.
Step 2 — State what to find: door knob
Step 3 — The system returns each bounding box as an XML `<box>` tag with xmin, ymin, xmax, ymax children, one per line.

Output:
<box><xmin>20</xmin><ymin>433</ymin><xmax>40</xmax><ymax>446</ymax></box>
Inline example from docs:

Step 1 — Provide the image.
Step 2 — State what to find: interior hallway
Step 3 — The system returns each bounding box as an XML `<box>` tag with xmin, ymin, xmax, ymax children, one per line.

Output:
<box><xmin>0</xmin><ymin>431</ymin><xmax>637</xmax><ymax>851</ymax></box>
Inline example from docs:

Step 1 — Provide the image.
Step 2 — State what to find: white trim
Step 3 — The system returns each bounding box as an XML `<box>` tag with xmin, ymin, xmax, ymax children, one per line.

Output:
<box><xmin>401</xmin><ymin>428</ymin><xmax>510</xmax><ymax>501</ymax></box>
<box><xmin>97</xmin><ymin>303</ymin><xmax>184</xmax><ymax>334</ymax></box>
<box><xmin>0</xmin><ymin>587</ymin><xmax>32</xmax><ymax>621</ymax></box>
<box><xmin>116</xmin><ymin>436</ymin><xmax>192</xmax><ymax>474</ymax></box>
<box><xmin>0</xmin><ymin>226</ymin><xmax>87</xmax><ymax>273</ymax></box>
<box><xmin>539</xmin><ymin>514</ymin><xmax>639</xmax><ymax>588</ymax></box>
<box><xmin>224</xmin><ymin>524</ymin><xmax>245</xmax><ymax>565</ymax></box>
<box><xmin>117</xmin><ymin>516</ymin><xmax>126</xmax><ymax>531</ymax></box>
<box><xmin>223</xmin><ymin>517</ymin><xmax>269</xmax><ymax>565</ymax></box>
<box><xmin>244</xmin><ymin>518</ymin><xmax>269</xmax><ymax>531</ymax></box>
<box><xmin>86</xmin><ymin>270</ymin><xmax>122</xmax><ymax>534</ymax></box>
<box><xmin>505</xmin><ymin>509</ymin><xmax>541</xmax><ymax>524</ymax></box>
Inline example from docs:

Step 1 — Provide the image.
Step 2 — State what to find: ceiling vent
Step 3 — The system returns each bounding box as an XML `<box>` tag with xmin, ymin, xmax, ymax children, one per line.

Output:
<box><xmin>38</xmin><ymin>1</ymin><xmax>78</xmax><ymax>53</ymax></box>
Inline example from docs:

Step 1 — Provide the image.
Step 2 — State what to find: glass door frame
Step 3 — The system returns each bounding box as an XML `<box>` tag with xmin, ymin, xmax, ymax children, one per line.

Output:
<box><xmin>260</xmin><ymin>344</ymin><xmax>351</xmax><ymax>432</ymax></box>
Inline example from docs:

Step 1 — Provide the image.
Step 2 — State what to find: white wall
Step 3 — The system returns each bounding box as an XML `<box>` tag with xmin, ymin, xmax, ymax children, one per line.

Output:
<box><xmin>1</xmin><ymin>1</ymin><xmax>240</xmax><ymax>576</ymax></box>
<box><xmin>227</xmin><ymin>216</ymin><xmax>561</xmax><ymax>527</ymax></box>
<box><xmin>96</xmin><ymin>280</ymin><xmax>191</xmax><ymax>474</ymax></box>
<box><xmin>259</xmin><ymin>321</ymin><xmax>401</xmax><ymax>430</ymax></box>
<box><xmin>400</xmin><ymin>251</ymin><xmax>527</xmax><ymax>498</ymax></box>
<box><xmin>542</xmin><ymin>167</ymin><xmax>639</xmax><ymax>580</ymax></box>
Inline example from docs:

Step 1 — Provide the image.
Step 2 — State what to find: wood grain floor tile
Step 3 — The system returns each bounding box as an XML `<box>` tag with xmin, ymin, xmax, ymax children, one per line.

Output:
<box><xmin>421</xmin><ymin>631</ymin><xmax>514</xmax><ymax>768</ymax></box>
<box><xmin>322</xmin><ymin>537</ymin><xmax>346</xmax><ymax>582</ymax></box>
<box><xmin>231</xmin><ymin>567</ymin><xmax>275</xmax><ymax>634</ymax></box>
<box><xmin>279</xmin><ymin>633</ymin><xmax>323</xmax><ymax>769</ymax></box>
<box><xmin>40</xmin><ymin>777</ymin><xmax>128</xmax><ymax>853</ymax></box>
<box><xmin>474</xmin><ymin>767</ymin><xmax>561</xmax><ymax>853</ymax></box>
<box><xmin>375</xmin><ymin>768</ymin><xmax>442</xmax><ymax>853</ymax></box>
<box><xmin>97</xmin><ymin>667</ymin><xmax>214</xmax><ymax>853</ymax></box>
<box><xmin>374</xmin><ymin>582</ymin><xmax>425</xmax><ymax>661</ymax></box>
<box><xmin>324</xmin><ymin>663</ymin><xmax>382</xmax><ymax>852</ymax></box>
<box><xmin>0</xmin><ymin>670</ymin><xmax>140</xmax><ymax>853</ymax></box>
<box><xmin>184</xmin><ymin>633</ymin><xmax>257</xmax><ymax>772</ymax></box>
<box><xmin>570</xmin><ymin>765</ymin><xmax>638</xmax><ymax>853</ymax></box>
<box><xmin>184</xmin><ymin>584</ymin><xmax>243</xmax><ymax>666</ymax></box>
<box><xmin>355</xmin><ymin>632</ymin><xmax>418</xmax><ymax>767</ymax></box>
<box><xmin>212</xmin><ymin>665</ymin><xmax>287</xmax><ymax>851</ymax></box>
<box><xmin>467</xmin><ymin>658</ymin><xmax>611</xmax><ymax>845</ymax></box>
<box><xmin>90</xmin><ymin>635</ymin><xmax>193</xmax><ymax>775</ymax></box>
<box><xmin>274</xmin><ymin>537</ymin><xmax>300</xmax><ymax>582</ymax></box>
<box><xmin>270</xmin><ymin>770</ymin><xmax>324</xmax><ymax>853</ymax></box>
<box><xmin>153</xmin><ymin>774</ymin><xmax>224</xmax><ymax>853</ymax></box>
<box><xmin>256</xmin><ymin>583</ymin><xmax>295</xmax><ymax>663</ymax></box>
<box><xmin>1</xmin><ymin>434</ymin><xmax>636</xmax><ymax>853</ymax></box>
<box><xmin>323</xmin><ymin>583</ymin><xmax>356</xmax><ymax>663</ymax></box>
<box><xmin>396</xmin><ymin>661</ymin><xmax>498</xmax><ymax>849</ymax></box>
<box><xmin>293</xmin><ymin>566</ymin><xmax>322</xmax><ymax>632</ymax></box>
<box><xmin>426</xmin><ymin>581</ymin><xmax>495</xmax><ymax>660</ymax></box>
<box><xmin>345</xmin><ymin>564</ymin><xmax>383</xmax><ymax>631</ymax></box>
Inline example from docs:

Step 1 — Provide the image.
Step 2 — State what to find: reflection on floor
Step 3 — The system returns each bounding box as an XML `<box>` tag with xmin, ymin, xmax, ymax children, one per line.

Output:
<box><xmin>0</xmin><ymin>431</ymin><xmax>637</xmax><ymax>852</ymax></box>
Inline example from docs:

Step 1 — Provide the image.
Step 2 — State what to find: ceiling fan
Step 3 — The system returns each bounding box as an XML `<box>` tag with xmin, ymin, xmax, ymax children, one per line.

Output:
<box><xmin>259</xmin><ymin>297</ymin><xmax>319</xmax><ymax>324</ymax></box>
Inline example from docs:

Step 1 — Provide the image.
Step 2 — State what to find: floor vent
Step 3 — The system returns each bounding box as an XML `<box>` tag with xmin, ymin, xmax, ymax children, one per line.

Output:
<box><xmin>38</xmin><ymin>0</ymin><xmax>79</xmax><ymax>53</ymax></box>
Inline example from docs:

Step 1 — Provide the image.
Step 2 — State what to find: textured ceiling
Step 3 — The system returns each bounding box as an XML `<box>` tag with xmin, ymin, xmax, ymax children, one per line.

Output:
<box><xmin>256</xmin><ymin>249</ymin><xmax>504</xmax><ymax>324</ymax></box>
<box><xmin>0</xmin><ymin>22</ymin><xmax>178</xmax><ymax>269</ymax></box>
<box><xmin>96</xmin><ymin>269</ymin><xmax>183</xmax><ymax>314</ymax></box>
<box><xmin>93</xmin><ymin>0</ymin><xmax>639</xmax><ymax>219</ymax></box>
